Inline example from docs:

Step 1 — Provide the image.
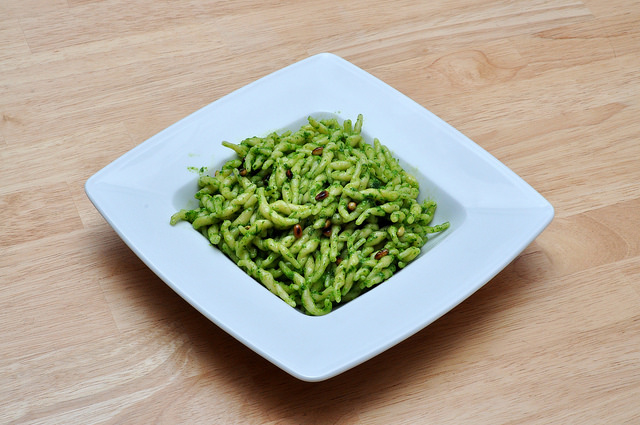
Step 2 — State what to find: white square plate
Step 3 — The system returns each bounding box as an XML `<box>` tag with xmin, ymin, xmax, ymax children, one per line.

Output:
<box><xmin>86</xmin><ymin>53</ymin><xmax>554</xmax><ymax>381</ymax></box>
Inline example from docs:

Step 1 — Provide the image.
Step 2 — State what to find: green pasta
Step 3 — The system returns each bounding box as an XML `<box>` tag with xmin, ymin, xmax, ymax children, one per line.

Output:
<box><xmin>171</xmin><ymin>115</ymin><xmax>449</xmax><ymax>315</ymax></box>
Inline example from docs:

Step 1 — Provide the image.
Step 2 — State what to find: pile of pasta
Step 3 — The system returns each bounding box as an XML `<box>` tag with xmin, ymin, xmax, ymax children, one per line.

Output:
<box><xmin>171</xmin><ymin>115</ymin><xmax>449</xmax><ymax>315</ymax></box>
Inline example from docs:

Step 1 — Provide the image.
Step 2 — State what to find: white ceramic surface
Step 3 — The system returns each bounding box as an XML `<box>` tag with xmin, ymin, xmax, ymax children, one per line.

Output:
<box><xmin>85</xmin><ymin>53</ymin><xmax>554</xmax><ymax>381</ymax></box>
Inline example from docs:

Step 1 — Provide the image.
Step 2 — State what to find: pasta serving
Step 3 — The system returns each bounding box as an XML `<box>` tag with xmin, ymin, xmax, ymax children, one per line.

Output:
<box><xmin>171</xmin><ymin>115</ymin><xmax>449</xmax><ymax>315</ymax></box>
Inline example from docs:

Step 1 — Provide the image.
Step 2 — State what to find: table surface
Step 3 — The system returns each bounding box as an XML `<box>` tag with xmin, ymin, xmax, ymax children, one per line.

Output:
<box><xmin>2</xmin><ymin>1</ymin><xmax>639</xmax><ymax>423</ymax></box>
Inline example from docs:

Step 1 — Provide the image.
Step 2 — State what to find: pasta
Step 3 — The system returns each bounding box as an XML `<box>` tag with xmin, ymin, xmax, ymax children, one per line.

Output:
<box><xmin>171</xmin><ymin>115</ymin><xmax>449</xmax><ymax>315</ymax></box>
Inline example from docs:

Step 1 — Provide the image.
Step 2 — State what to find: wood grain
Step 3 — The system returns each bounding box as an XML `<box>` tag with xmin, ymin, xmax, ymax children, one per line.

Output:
<box><xmin>1</xmin><ymin>1</ymin><xmax>639</xmax><ymax>423</ymax></box>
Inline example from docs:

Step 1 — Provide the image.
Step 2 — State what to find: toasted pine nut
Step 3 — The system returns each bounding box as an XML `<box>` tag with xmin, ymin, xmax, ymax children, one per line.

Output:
<box><xmin>374</xmin><ymin>249</ymin><xmax>389</xmax><ymax>260</ymax></box>
<box><xmin>315</xmin><ymin>190</ymin><xmax>328</xmax><ymax>201</ymax></box>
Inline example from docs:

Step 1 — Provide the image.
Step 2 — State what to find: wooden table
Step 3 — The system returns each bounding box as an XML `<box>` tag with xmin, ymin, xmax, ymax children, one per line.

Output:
<box><xmin>2</xmin><ymin>1</ymin><xmax>639</xmax><ymax>423</ymax></box>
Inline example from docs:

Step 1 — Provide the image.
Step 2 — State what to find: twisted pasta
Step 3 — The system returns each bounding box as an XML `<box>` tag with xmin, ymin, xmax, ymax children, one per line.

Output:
<box><xmin>171</xmin><ymin>115</ymin><xmax>449</xmax><ymax>315</ymax></box>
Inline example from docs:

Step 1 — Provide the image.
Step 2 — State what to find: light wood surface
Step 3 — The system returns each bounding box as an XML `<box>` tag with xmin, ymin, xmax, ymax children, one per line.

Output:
<box><xmin>2</xmin><ymin>1</ymin><xmax>639</xmax><ymax>423</ymax></box>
